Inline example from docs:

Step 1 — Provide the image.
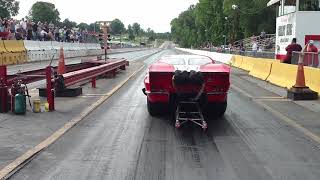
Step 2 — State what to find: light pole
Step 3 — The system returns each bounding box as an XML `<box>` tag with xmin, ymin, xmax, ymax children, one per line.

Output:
<box><xmin>224</xmin><ymin>16</ymin><xmax>228</xmax><ymax>31</ymax></box>
<box><xmin>231</xmin><ymin>4</ymin><xmax>240</xmax><ymax>43</ymax></box>
<box><xmin>101</xmin><ymin>22</ymin><xmax>108</xmax><ymax>61</ymax></box>
<box><xmin>93</xmin><ymin>21</ymin><xmax>96</xmax><ymax>33</ymax></box>
<box><xmin>232</xmin><ymin>4</ymin><xmax>239</xmax><ymax>10</ymax></box>
<box><xmin>224</xmin><ymin>17</ymin><xmax>228</xmax><ymax>45</ymax></box>
<box><xmin>119</xmin><ymin>32</ymin><xmax>122</xmax><ymax>48</ymax></box>
<box><xmin>204</xmin><ymin>29</ymin><xmax>208</xmax><ymax>50</ymax></box>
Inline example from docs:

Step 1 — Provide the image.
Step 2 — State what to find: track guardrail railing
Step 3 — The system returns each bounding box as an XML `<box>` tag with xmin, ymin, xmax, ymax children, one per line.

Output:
<box><xmin>292</xmin><ymin>51</ymin><xmax>320</xmax><ymax>68</ymax></box>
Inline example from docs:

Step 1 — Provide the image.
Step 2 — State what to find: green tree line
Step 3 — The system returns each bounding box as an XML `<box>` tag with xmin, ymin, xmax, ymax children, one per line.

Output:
<box><xmin>171</xmin><ymin>0</ymin><xmax>276</xmax><ymax>48</ymax></box>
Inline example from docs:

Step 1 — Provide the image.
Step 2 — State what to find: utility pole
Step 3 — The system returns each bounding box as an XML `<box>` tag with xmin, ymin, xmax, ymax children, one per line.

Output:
<box><xmin>120</xmin><ymin>33</ymin><xmax>122</xmax><ymax>48</ymax></box>
<box><xmin>231</xmin><ymin>4</ymin><xmax>240</xmax><ymax>43</ymax></box>
<box><xmin>223</xmin><ymin>35</ymin><xmax>227</xmax><ymax>47</ymax></box>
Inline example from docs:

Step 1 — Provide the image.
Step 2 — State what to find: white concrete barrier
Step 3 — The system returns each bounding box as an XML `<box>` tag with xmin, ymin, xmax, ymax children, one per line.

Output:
<box><xmin>24</xmin><ymin>41</ymin><xmax>103</xmax><ymax>62</ymax></box>
<box><xmin>87</xmin><ymin>49</ymin><xmax>103</xmax><ymax>56</ymax></box>
<box><xmin>78</xmin><ymin>51</ymin><xmax>87</xmax><ymax>57</ymax></box>
<box><xmin>51</xmin><ymin>41</ymin><xmax>63</xmax><ymax>50</ymax></box>
<box><xmin>86</xmin><ymin>43</ymin><xmax>99</xmax><ymax>50</ymax></box>
<box><xmin>27</xmin><ymin>51</ymin><xmax>41</xmax><ymax>62</ymax></box>
<box><xmin>176</xmin><ymin>48</ymin><xmax>233</xmax><ymax>64</ymax></box>
<box><xmin>64</xmin><ymin>50</ymin><xmax>74</xmax><ymax>58</ymax></box>
<box><xmin>62</xmin><ymin>42</ymin><xmax>71</xmax><ymax>51</ymax></box>
<box><xmin>39</xmin><ymin>41</ymin><xmax>53</xmax><ymax>51</ymax></box>
<box><xmin>78</xmin><ymin>43</ymin><xmax>86</xmax><ymax>50</ymax></box>
<box><xmin>70</xmin><ymin>43</ymin><xmax>79</xmax><ymax>51</ymax></box>
<box><xmin>85</xmin><ymin>43</ymin><xmax>93</xmax><ymax>50</ymax></box>
<box><xmin>24</xmin><ymin>40</ymin><xmax>41</xmax><ymax>51</ymax></box>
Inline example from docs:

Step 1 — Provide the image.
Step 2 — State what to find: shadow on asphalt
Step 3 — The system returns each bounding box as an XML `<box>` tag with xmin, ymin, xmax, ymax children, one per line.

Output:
<box><xmin>150</xmin><ymin>112</ymin><xmax>237</xmax><ymax>138</ymax></box>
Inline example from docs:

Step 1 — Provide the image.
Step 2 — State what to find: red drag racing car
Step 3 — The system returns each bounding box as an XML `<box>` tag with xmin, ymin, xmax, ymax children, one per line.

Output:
<box><xmin>142</xmin><ymin>55</ymin><xmax>230</xmax><ymax>129</ymax></box>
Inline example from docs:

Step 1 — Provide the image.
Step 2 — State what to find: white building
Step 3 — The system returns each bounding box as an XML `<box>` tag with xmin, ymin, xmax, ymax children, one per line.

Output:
<box><xmin>267</xmin><ymin>0</ymin><xmax>320</xmax><ymax>60</ymax></box>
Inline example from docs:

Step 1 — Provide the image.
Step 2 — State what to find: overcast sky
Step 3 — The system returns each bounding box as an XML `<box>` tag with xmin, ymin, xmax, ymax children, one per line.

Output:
<box><xmin>14</xmin><ymin>0</ymin><xmax>198</xmax><ymax>32</ymax></box>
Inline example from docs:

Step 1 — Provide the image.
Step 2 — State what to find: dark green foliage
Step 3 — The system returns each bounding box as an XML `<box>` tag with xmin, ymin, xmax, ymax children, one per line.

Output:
<box><xmin>28</xmin><ymin>1</ymin><xmax>60</xmax><ymax>23</ymax></box>
<box><xmin>127</xmin><ymin>24</ymin><xmax>135</xmax><ymax>40</ymax></box>
<box><xmin>132</xmin><ymin>23</ymin><xmax>141</xmax><ymax>37</ymax></box>
<box><xmin>110</xmin><ymin>19</ymin><xmax>125</xmax><ymax>35</ymax></box>
<box><xmin>61</xmin><ymin>18</ymin><xmax>77</xmax><ymax>29</ymax></box>
<box><xmin>0</xmin><ymin>0</ymin><xmax>19</xmax><ymax>18</ymax></box>
<box><xmin>171</xmin><ymin>0</ymin><xmax>276</xmax><ymax>48</ymax></box>
<box><xmin>78</xmin><ymin>23</ymin><xmax>90</xmax><ymax>30</ymax></box>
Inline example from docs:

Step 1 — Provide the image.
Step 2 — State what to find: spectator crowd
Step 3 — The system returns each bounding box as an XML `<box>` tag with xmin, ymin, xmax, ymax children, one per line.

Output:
<box><xmin>0</xmin><ymin>18</ymin><xmax>90</xmax><ymax>43</ymax></box>
<box><xmin>199</xmin><ymin>31</ymin><xmax>275</xmax><ymax>55</ymax></box>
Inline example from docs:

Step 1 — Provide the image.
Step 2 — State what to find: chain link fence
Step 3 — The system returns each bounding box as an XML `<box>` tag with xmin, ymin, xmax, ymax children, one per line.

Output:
<box><xmin>228</xmin><ymin>50</ymin><xmax>275</xmax><ymax>59</ymax></box>
<box><xmin>200</xmin><ymin>47</ymin><xmax>320</xmax><ymax>68</ymax></box>
<box><xmin>202</xmin><ymin>48</ymin><xmax>275</xmax><ymax>59</ymax></box>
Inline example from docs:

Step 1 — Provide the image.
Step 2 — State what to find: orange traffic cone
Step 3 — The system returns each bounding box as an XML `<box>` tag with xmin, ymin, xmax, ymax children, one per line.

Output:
<box><xmin>57</xmin><ymin>47</ymin><xmax>66</xmax><ymax>75</ymax></box>
<box><xmin>287</xmin><ymin>52</ymin><xmax>318</xmax><ymax>100</ymax></box>
<box><xmin>294</xmin><ymin>53</ymin><xmax>307</xmax><ymax>88</ymax></box>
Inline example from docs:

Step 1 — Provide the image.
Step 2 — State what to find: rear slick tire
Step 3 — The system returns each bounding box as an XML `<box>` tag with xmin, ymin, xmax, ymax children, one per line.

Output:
<box><xmin>147</xmin><ymin>100</ymin><xmax>163</xmax><ymax>116</ymax></box>
<box><xmin>204</xmin><ymin>101</ymin><xmax>227</xmax><ymax>118</ymax></box>
<box><xmin>216</xmin><ymin>101</ymin><xmax>227</xmax><ymax>117</ymax></box>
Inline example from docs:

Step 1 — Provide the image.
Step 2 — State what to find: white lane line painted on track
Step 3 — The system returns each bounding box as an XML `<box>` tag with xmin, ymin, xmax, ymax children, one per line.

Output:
<box><xmin>0</xmin><ymin>65</ymin><xmax>146</xmax><ymax>180</ymax></box>
<box><xmin>231</xmin><ymin>85</ymin><xmax>320</xmax><ymax>145</ymax></box>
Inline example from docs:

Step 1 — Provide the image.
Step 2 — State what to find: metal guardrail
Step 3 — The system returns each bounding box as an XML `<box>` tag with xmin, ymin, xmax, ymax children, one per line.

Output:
<box><xmin>201</xmin><ymin>48</ymin><xmax>276</xmax><ymax>59</ymax></box>
<box><xmin>7</xmin><ymin>63</ymin><xmax>95</xmax><ymax>86</ymax></box>
<box><xmin>233</xmin><ymin>34</ymin><xmax>276</xmax><ymax>50</ymax></box>
<box><xmin>292</xmin><ymin>51</ymin><xmax>320</xmax><ymax>68</ymax></box>
<box><xmin>198</xmin><ymin>48</ymin><xmax>320</xmax><ymax>68</ymax></box>
<box><xmin>229</xmin><ymin>50</ymin><xmax>275</xmax><ymax>59</ymax></box>
<box><xmin>63</xmin><ymin>59</ymin><xmax>127</xmax><ymax>87</ymax></box>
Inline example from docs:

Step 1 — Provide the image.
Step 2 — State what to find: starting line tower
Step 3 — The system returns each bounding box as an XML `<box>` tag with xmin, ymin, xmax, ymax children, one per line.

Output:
<box><xmin>267</xmin><ymin>0</ymin><xmax>320</xmax><ymax>60</ymax></box>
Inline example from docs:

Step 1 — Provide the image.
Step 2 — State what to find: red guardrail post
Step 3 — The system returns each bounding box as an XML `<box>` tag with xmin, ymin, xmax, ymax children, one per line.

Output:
<box><xmin>92</xmin><ymin>77</ymin><xmax>96</xmax><ymax>88</ymax></box>
<box><xmin>120</xmin><ymin>64</ymin><xmax>126</xmax><ymax>70</ymax></box>
<box><xmin>112</xmin><ymin>69</ymin><xmax>116</xmax><ymax>77</ymax></box>
<box><xmin>0</xmin><ymin>66</ymin><xmax>9</xmax><ymax>113</ymax></box>
<box><xmin>46</xmin><ymin>66</ymin><xmax>55</xmax><ymax>111</ymax></box>
<box><xmin>0</xmin><ymin>66</ymin><xmax>7</xmax><ymax>85</ymax></box>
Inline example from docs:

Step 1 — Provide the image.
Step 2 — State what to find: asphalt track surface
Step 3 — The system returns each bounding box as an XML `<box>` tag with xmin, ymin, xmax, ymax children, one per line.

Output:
<box><xmin>9</xmin><ymin>49</ymin><xmax>320</xmax><ymax>180</ymax></box>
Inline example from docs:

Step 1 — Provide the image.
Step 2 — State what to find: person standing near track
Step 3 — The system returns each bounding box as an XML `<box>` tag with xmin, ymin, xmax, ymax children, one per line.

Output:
<box><xmin>284</xmin><ymin>38</ymin><xmax>302</xmax><ymax>64</ymax></box>
<box><xmin>252</xmin><ymin>41</ymin><xmax>258</xmax><ymax>56</ymax></box>
<box><xmin>305</xmin><ymin>40</ymin><xmax>319</xmax><ymax>67</ymax></box>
